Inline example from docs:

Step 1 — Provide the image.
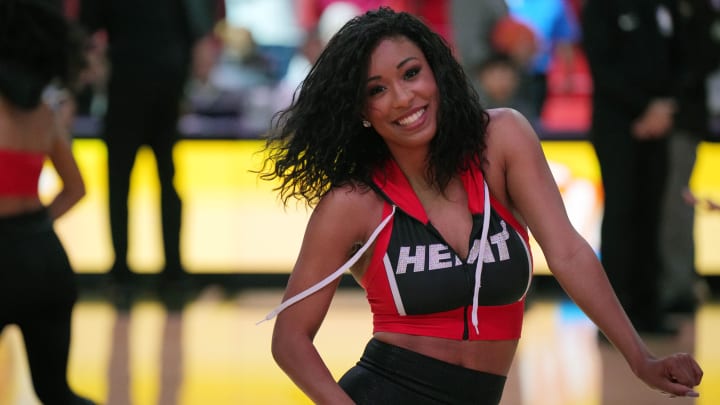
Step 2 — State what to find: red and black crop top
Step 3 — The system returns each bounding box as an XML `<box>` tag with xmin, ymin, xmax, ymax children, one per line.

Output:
<box><xmin>258</xmin><ymin>160</ymin><xmax>533</xmax><ymax>341</ymax></box>
<box><xmin>0</xmin><ymin>149</ymin><xmax>45</xmax><ymax>197</ymax></box>
<box><xmin>363</xmin><ymin>160</ymin><xmax>532</xmax><ymax>341</ymax></box>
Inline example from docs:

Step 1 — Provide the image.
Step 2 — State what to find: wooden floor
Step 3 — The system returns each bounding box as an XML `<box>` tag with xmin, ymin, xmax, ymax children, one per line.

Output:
<box><xmin>1</xmin><ymin>286</ymin><xmax>717</xmax><ymax>405</ymax></box>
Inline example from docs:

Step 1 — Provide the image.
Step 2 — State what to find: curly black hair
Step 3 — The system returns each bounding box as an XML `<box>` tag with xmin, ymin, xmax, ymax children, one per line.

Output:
<box><xmin>0</xmin><ymin>0</ymin><xmax>87</xmax><ymax>109</ymax></box>
<box><xmin>260</xmin><ymin>6</ymin><xmax>490</xmax><ymax>206</ymax></box>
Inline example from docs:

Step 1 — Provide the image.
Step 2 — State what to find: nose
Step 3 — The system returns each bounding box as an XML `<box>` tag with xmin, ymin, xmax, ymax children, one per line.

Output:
<box><xmin>392</xmin><ymin>83</ymin><xmax>413</xmax><ymax>108</ymax></box>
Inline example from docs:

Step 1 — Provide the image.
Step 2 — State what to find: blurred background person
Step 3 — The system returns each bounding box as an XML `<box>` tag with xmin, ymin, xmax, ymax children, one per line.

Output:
<box><xmin>473</xmin><ymin>51</ymin><xmax>533</xmax><ymax>116</ymax></box>
<box><xmin>0</xmin><ymin>0</ymin><xmax>95</xmax><ymax>403</ymax></box>
<box><xmin>225</xmin><ymin>0</ymin><xmax>304</xmax><ymax>82</ymax></box>
<box><xmin>581</xmin><ymin>0</ymin><xmax>679</xmax><ymax>335</ymax></box>
<box><xmin>450</xmin><ymin>0</ymin><xmax>511</xmax><ymax>86</ymax></box>
<box><xmin>659</xmin><ymin>0</ymin><xmax>720</xmax><ymax>315</ymax></box>
<box><xmin>297</xmin><ymin>0</ymin><xmax>452</xmax><ymax>42</ymax></box>
<box><xmin>274</xmin><ymin>0</ymin><xmax>361</xmax><ymax>112</ymax></box>
<box><xmin>188</xmin><ymin>21</ymin><xmax>275</xmax><ymax>122</ymax></box>
<box><xmin>208</xmin><ymin>23</ymin><xmax>274</xmax><ymax>97</ymax></box>
<box><xmin>272</xmin><ymin>25</ymin><xmax>325</xmax><ymax>113</ymax></box>
<box><xmin>506</xmin><ymin>0</ymin><xmax>581</xmax><ymax>124</ymax></box>
<box><xmin>77</xmin><ymin>0</ymin><xmax>223</xmax><ymax>306</ymax></box>
<box><xmin>451</xmin><ymin>0</ymin><xmax>537</xmax><ymax>119</ymax></box>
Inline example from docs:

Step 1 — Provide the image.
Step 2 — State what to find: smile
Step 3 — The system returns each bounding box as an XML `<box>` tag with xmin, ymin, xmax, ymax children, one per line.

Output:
<box><xmin>396</xmin><ymin>108</ymin><xmax>426</xmax><ymax>126</ymax></box>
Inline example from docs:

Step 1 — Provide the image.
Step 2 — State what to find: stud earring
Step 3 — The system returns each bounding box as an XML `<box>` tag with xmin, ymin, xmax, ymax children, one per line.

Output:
<box><xmin>362</xmin><ymin>120</ymin><xmax>371</xmax><ymax>128</ymax></box>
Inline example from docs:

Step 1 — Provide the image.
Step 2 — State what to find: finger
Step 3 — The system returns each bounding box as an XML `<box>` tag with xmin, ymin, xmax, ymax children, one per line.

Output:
<box><xmin>661</xmin><ymin>380</ymin><xmax>699</xmax><ymax>398</ymax></box>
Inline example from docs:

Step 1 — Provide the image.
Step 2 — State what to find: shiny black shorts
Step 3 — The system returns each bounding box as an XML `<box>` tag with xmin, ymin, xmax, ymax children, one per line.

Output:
<box><xmin>338</xmin><ymin>338</ymin><xmax>507</xmax><ymax>405</ymax></box>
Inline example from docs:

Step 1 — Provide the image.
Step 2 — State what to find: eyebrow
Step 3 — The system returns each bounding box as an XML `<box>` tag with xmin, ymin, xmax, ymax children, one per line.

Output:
<box><xmin>366</xmin><ymin>56</ymin><xmax>419</xmax><ymax>83</ymax></box>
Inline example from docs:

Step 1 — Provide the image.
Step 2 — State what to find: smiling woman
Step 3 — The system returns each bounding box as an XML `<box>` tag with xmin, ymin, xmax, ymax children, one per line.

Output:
<box><xmin>256</xmin><ymin>6</ymin><xmax>703</xmax><ymax>405</ymax></box>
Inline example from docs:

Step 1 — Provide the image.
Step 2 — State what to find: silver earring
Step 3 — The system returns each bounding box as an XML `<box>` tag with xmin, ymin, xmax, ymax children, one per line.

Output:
<box><xmin>362</xmin><ymin>120</ymin><xmax>371</xmax><ymax>128</ymax></box>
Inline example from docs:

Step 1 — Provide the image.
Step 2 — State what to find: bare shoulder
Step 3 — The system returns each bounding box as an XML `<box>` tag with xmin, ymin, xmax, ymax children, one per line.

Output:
<box><xmin>482</xmin><ymin>108</ymin><xmax>546</xmax><ymax>216</ymax></box>
<box><xmin>290</xmin><ymin>182</ymin><xmax>386</xmax><ymax>282</ymax></box>
<box><xmin>486</xmin><ymin>108</ymin><xmax>538</xmax><ymax>145</ymax></box>
<box><xmin>485</xmin><ymin>108</ymin><xmax>544</xmax><ymax>168</ymax></box>
<box><xmin>313</xmin><ymin>183</ymin><xmax>385</xmax><ymax>242</ymax></box>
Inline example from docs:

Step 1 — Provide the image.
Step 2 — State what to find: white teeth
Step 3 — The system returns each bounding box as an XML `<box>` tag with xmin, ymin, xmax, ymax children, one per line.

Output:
<box><xmin>397</xmin><ymin>108</ymin><xmax>424</xmax><ymax>126</ymax></box>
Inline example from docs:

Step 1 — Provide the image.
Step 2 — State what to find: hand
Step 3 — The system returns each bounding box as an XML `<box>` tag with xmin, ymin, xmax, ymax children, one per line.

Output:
<box><xmin>192</xmin><ymin>35</ymin><xmax>220</xmax><ymax>84</ymax></box>
<box><xmin>682</xmin><ymin>189</ymin><xmax>720</xmax><ymax>212</ymax></box>
<box><xmin>635</xmin><ymin>353</ymin><xmax>703</xmax><ymax>398</ymax></box>
<box><xmin>632</xmin><ymin>98</ymin><xmax>676</xmax><ymax>139</ymax></box>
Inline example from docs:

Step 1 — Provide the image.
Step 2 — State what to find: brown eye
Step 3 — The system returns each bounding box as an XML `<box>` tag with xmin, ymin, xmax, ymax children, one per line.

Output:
<box><xmin>368</xmin><ymin>85</ymin><xmax>385</xmax><ymax>96</ymax></box>
<box><xmin>404</xmin><ymin>67</ymin><xmax>420</xmax><ymax>80</ymax></box>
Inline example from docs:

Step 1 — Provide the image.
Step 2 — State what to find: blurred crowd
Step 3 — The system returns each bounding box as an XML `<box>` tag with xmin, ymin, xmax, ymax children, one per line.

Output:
<box><xmin>57</xmin><ymin>0</ymin><xmax>589</xmax><ymax>139</ymax></box>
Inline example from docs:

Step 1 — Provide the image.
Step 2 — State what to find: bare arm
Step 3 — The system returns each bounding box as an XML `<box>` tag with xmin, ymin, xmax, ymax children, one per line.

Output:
<box><xmin>46</xmin><ymin>103</ymin><xmax>85</xmax><ymax>220</ymax></box>
<box><xmin>271</xmin><ymin>187</ymin><xmax>381</xmax><ymax>404</ymax></box>
<box><xmin>487</xmin><ymin>108</ymin><xmax>703</xmax><ymax>397</ymax></box>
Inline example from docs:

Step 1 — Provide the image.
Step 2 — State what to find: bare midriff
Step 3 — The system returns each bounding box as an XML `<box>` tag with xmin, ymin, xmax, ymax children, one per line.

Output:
<box><xmin>374</xmin><ymin>331</ymin><xmax>519</xmax><ymax>376</ymax></box>
<box><xmin>0</xmin><ymin>198</ymin><xmax>43</xmax><ymax>218</ymax></box>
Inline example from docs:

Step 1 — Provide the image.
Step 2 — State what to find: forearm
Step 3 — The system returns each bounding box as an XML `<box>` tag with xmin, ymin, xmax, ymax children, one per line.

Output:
<box><xmin>47</xmin><ymin>187</ymin><xmax>85</xmax><ymax>220</ymax></box>
<box><xmin>548</xmin><ymin>241</ymin><xmax>653</xmax><ymax>375</ymax></box>
<box><xmin>272</xmin><ymin>333</ymin><xmax>354</xmax><ymax>404</ymax></box>
<box><xmin>47</xmin><ymin>135</ymin><xmax>85</xmax><ymax>220</ymax></box>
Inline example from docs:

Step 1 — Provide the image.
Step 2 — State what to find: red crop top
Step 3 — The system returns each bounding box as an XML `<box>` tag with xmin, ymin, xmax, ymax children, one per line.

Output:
<box><xmin>363</xmin><ymin>160</ymin><xmax>533</xmax><ymax>341</ymax></box>
<box><xmin>0</xmin><ymin>149</ymin><xmax>45</xmax><ymax>197</ymax></box>
<box><xmin>257</xmin><ymin>160</ymin><xmax>533</xmax><ymax>342</ymax></box>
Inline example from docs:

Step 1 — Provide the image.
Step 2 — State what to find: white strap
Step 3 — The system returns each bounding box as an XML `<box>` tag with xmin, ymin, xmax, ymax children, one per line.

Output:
<box><xmin>470</xmin><ymin>181</ymin><xmax>491</xmax><ymax>334</ymax></box>
<box><xmin>257</xmin><ymin>205</ymin><xmax>397</xmax><ymax>325</ymax></box>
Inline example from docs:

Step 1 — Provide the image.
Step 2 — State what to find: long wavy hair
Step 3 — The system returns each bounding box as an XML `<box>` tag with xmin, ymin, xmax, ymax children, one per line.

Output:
<box><xmin>0</xmin><ymin>0</ymin><xmax>87</xmax><ymax>109</ymax></box>
<box><xmin>259</xmin><ymin>7</ymin><xmax>490</xmax><ymax>206</ymax></box>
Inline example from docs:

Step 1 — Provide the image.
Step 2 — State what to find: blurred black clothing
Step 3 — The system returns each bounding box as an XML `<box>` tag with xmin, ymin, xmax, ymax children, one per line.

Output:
<box><xmin>0</xmin><ymin>210</ymin><xmax>92</xmax><ymax>405</ymax></box>
<box><xmin>672</xmin><ymin>0</ymin><xmax>720</xmax><ymax>139</ymax></box>
<box><xmin>78</xmin><ymin>0</ymin><xmax>219</xmax><ymax>284</ymax></box>
<box><xmin>581</xmin><ymin>0</ymin><xmax>677</xmax><ymax>332</ymax></box>
<box><xmin>79</xmin><ymin>0</ymin><xmax>215</xmax><ymax>78</ymax></box>
<box><xmin>582</xmin><ymin>0</ymin><xmax>677</xmax><ymax>127</ymax></box>
<box><xmin>658</xmin><ymin>0</ymin><xmax>720</xmax><ymax>313</ymax></box>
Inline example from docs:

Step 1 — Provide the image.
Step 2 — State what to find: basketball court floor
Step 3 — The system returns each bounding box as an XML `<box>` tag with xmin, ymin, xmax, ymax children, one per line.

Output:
<box><xmin>1</xmin><ymin>286</ymin><xmax>718</xmax><ymax>405</ymax></box>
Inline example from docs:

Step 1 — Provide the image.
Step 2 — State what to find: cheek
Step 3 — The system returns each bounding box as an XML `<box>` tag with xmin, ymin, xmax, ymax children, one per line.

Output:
<box><xmin>364</xmin><ymin>103</ymin><xmax>386</xmax><ymax>122</ymax></box>
<box><xmin>429</xmin><ymin>82</ymin><xmax>440</xmax><ymax>100</ymax></box>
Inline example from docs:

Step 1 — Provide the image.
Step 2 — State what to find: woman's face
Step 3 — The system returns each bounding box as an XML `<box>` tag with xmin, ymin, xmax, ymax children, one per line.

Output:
<box><xmin>363</xmin><ymin>36</ymin><xmax>439</xmax><ymax>152</ymax></box>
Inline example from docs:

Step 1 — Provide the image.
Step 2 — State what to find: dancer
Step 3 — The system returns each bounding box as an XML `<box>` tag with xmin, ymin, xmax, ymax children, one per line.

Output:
<box><xmin>259</xmin><ymin>7</ymin><xmax>703</xmax><ymax>404</ymax></box>
<box><xmin>0</xmin><ymin>0</ymin><xmax>95</xmax><ymax>403</ymax></box>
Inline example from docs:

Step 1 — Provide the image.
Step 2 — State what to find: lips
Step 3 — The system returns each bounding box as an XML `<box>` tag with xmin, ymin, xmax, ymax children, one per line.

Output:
<box><xmin>396</xmin><ymin>107</ymin><xmax>426</xmax><ymax>126</ymax></box>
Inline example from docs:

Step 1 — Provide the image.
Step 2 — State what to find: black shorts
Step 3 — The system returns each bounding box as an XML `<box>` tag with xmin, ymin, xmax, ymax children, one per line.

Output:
<box><xmin>338</xmin><ymin>338</ymin><xmax>507</xmax><ymax>405</ymax></box>
<box><xmin>0</xmin><ymin>208</ymin><xmax>77</xmax><ymax>320</ymax></box>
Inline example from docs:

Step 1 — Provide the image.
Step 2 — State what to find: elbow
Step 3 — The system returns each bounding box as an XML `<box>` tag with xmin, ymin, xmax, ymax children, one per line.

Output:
<box><xmin>77</xmin><ymin>183</ymin><xmax>87</xmax><ymax>202</ymax></box>
<box><xmin>72</xmin><ymin>183</ymin><xmax>86</xmax><ymax>204</ymax></box>
<box><xmin>546</xmin><ymin>237</ymin><xmax>595</xmax><ymax>274</ymax></box>
<box><xmin>68</xmin><ymin>176</ymin><xmax>87</xmax><ymax>203</ymax></box>
<box><xmin>271</xmin><ymin>324</ymin><xmax>309</xmax><ymax>370</ymax></box>
<box><xmin>66</xmin><ymin>184</ymin><xmax>86</xmax><ymax>209</ymax></box>
<box><xmin>271</xmin><ymin>330</ymin><xmax>291</xmax><ymax>369</ymax></box>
